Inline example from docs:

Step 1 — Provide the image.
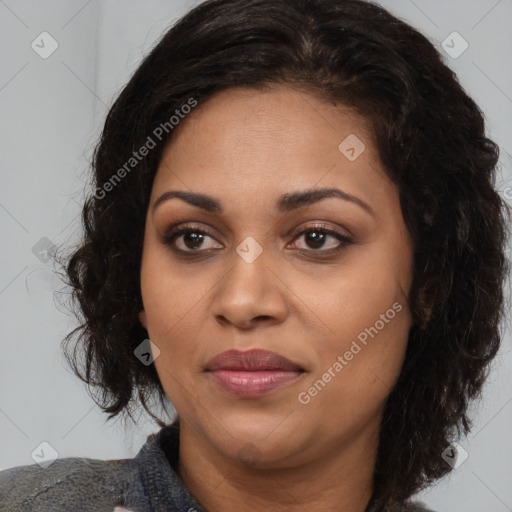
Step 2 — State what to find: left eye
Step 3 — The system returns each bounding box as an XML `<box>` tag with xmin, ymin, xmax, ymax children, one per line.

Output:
<box><xmin>290</xmin><ymin>226</ymin><xmax>352</xmax><ymax>252</ymax></box>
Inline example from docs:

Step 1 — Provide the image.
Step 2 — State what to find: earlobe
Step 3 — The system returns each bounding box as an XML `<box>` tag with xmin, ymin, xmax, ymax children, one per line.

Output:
<box><xmin>420</xmin><ymin>307</ymin><xmax>432</xmax><ymax>329</ymax></box>
<box><xmin>138</xmin><ymin>310</ymin><xmax>147</xmax><ymax>329</ymax></box>
<box><xmin>416</xmin><ymin>294</ymin><xmax>433</xmax><ymax>330</ymax></box>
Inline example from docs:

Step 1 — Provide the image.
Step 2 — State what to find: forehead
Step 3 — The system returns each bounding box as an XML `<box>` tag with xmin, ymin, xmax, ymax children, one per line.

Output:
<box><xmin>151</xmin><ymin>84</ymin><xmax>390</xmax><ymax>214</ymax></box>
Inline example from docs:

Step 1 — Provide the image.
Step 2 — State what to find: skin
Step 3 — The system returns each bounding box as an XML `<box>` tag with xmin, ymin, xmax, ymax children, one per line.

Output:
<box><xmin>138</xmin><ymin>84</ymin><xmax>415</xmax><ymax>512</ymax></box>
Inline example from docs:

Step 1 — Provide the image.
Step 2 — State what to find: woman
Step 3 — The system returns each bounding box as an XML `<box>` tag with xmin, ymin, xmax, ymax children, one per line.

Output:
<box><xmin>0</xmin><ymin>0</ymin><xmax>508</xmax><ymax>510</ymax></box>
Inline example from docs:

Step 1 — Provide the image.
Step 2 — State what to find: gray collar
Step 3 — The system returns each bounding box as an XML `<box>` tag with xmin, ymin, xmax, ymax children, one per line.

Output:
<box><xmin>121</xmin><ymin>421</ymin><xmax>206</xmax><ymax>512</ymax></box>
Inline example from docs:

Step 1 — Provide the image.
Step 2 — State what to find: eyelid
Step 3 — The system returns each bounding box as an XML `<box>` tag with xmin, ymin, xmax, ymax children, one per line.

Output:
<box><xmin>161</xmin><ymin>223</ymin><xmax>219</xmax><ymax>247</ymax></box>
<box><xmin>287</xmin><ymin>222</ymin><xmax>353</xmax><ymax>243</ymax></box>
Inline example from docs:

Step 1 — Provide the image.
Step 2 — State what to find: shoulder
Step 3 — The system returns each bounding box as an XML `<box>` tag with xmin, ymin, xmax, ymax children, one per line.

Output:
<box><xmin>0</xmin><ymin>422</ymin><xmax>192</xmax><ymax>512</ymax></box>
<box><xmin>405</xmin><ymin>500</ymin><xmax>437</xmax><ymax>512</ymax></box>
<box><xmin>0</xmin><ymin>456</ymin><xmax>130</xmax><ymax>511</ymax></box>
<box><xmin>383</xmin><ymin>499</ymin><xmax>437</xmax><ymax>512</ymax></box>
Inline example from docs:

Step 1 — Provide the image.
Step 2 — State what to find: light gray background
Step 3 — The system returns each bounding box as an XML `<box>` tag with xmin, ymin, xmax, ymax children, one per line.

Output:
<box><xmin>0</xmin><ymin>1</ymin><xmax>511</xmax><ymax>510</ymax></box>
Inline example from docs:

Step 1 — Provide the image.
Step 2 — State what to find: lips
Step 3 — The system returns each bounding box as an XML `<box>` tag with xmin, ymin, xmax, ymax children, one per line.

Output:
<box><xmin>206</xmin><ymin>349</ymin><xmax>303</xmax><ymax>372</ymax></box>
<box><xmin>205</xmin><ymin>349</ymin><xmax>305</xmax><ymax>398</ymax></box>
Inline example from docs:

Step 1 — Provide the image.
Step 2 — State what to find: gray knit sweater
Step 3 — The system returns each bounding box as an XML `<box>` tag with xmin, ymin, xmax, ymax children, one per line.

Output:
<box><xmin>0</xmin><ymin>422</ymin><xmax>435</xmax><ymax>512</ymax></box>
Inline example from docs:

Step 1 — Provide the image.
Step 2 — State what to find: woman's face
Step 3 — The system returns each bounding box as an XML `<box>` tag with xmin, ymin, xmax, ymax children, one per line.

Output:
<box><xmin>138</xmin><ymin>84</ymin><xmax>414</xmax><ymax>467</ymax></box>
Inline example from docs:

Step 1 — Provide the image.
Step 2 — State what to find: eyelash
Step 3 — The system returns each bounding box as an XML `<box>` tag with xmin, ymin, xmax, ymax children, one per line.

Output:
<box><xmin>162</xmin><ymin>223</ymin><xmax>353</xmax><ymax>257</ymax></box>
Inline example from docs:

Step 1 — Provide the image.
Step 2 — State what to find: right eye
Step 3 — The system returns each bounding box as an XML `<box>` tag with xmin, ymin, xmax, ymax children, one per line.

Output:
<box><xmin>162</xmin><ymin>225</ymin><xmax>223</xmax><ymax>253</ymax></box>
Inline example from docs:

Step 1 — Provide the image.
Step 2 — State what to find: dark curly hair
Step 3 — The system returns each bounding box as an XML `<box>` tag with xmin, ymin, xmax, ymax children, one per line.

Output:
<box><xmin>56</xmin><ymin>0</ymin><xmax>510</xmax><ymax>508</ymax></box>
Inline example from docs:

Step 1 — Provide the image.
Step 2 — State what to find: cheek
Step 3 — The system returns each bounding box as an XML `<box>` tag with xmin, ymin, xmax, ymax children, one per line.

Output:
<box><xmin>304</xmin><ymin>250</ymin><xmax>412</xmax><ymax>399</ymax></box>
<box><xmin>303</xmin><ymin>244</ymin><xmax>410</xmax><ymax>342</ymax></box>
<box><xmin>299</xmin><ymin>284</ymin><xmax>411</xmax><ymax>434</ymax></box>
<box><xmin>146</xmin><ymin>288</ymin><xmax>207</xmax><ymax>411</ymax></box>
<box><xmin>139</xmin><ymin>256</ymin><xmax>211</xmax><ymax>402</ymax></box>
<box><xmin>140</xmin><ymin>246</ymin><xmax>209</xmax><ymax>343</ymax></box>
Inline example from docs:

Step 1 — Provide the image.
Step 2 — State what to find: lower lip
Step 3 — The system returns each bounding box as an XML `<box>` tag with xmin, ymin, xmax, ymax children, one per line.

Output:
<box><xmin>209</xmin><ymin>370</ymin><xmax>303</xmax><ymax>398</ymax></box>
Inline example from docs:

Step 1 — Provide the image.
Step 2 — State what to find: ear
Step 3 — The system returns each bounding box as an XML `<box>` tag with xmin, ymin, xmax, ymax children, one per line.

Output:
<box><xmin>138</xmin><ymin>310</ymin><xmax>148</xmax><ymax>329</ymax></box>
<box><xmin>420</xmin><ymin>306</ymin><xmax>432</xmax><ymax>329</ymax></box>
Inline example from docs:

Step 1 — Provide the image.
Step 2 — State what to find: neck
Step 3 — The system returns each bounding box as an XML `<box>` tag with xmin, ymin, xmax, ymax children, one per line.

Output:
<box><xmin>176</xmin><ymin>420</ymin><xmax>379</xmax><ymax>512</ymax></box>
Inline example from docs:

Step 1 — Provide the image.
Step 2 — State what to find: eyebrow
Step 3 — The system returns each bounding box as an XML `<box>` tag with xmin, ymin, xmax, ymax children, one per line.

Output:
<box><xmin>152</xmin><ymin>187</ymin><xmax>374</xmax><ymax>217</ymax></box>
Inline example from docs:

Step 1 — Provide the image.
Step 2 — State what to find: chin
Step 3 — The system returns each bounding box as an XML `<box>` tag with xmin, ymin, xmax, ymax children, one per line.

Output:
<box><xmin>201</xmin><ymin>408</ymin><xmax>310</xmax><ymax>466</ymax></box>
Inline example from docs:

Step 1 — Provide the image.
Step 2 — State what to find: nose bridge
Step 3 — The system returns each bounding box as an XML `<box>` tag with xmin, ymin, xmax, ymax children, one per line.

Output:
<box><xmin>212</xmin><ymin>235</ymin><xmax>287</xmax><ymax>326</ymax></box>
<box><xmin>225</xmin><ymin>235</ymin><xmax>271</xmax><ymax>300</ymax></box>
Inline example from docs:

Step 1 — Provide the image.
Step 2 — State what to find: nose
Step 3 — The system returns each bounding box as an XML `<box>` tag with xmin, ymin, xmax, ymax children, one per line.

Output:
<box><xmin>210</xmin><ymin>244</ymin><xmax>288</xmax><ymax>330</ymax></box>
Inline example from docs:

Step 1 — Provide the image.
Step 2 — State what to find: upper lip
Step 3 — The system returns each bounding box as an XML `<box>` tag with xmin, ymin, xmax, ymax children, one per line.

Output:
<box><xmin>205</xmin><ymin>349</ymin><xmax>303</xmax><ymax>372</ymax></box>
